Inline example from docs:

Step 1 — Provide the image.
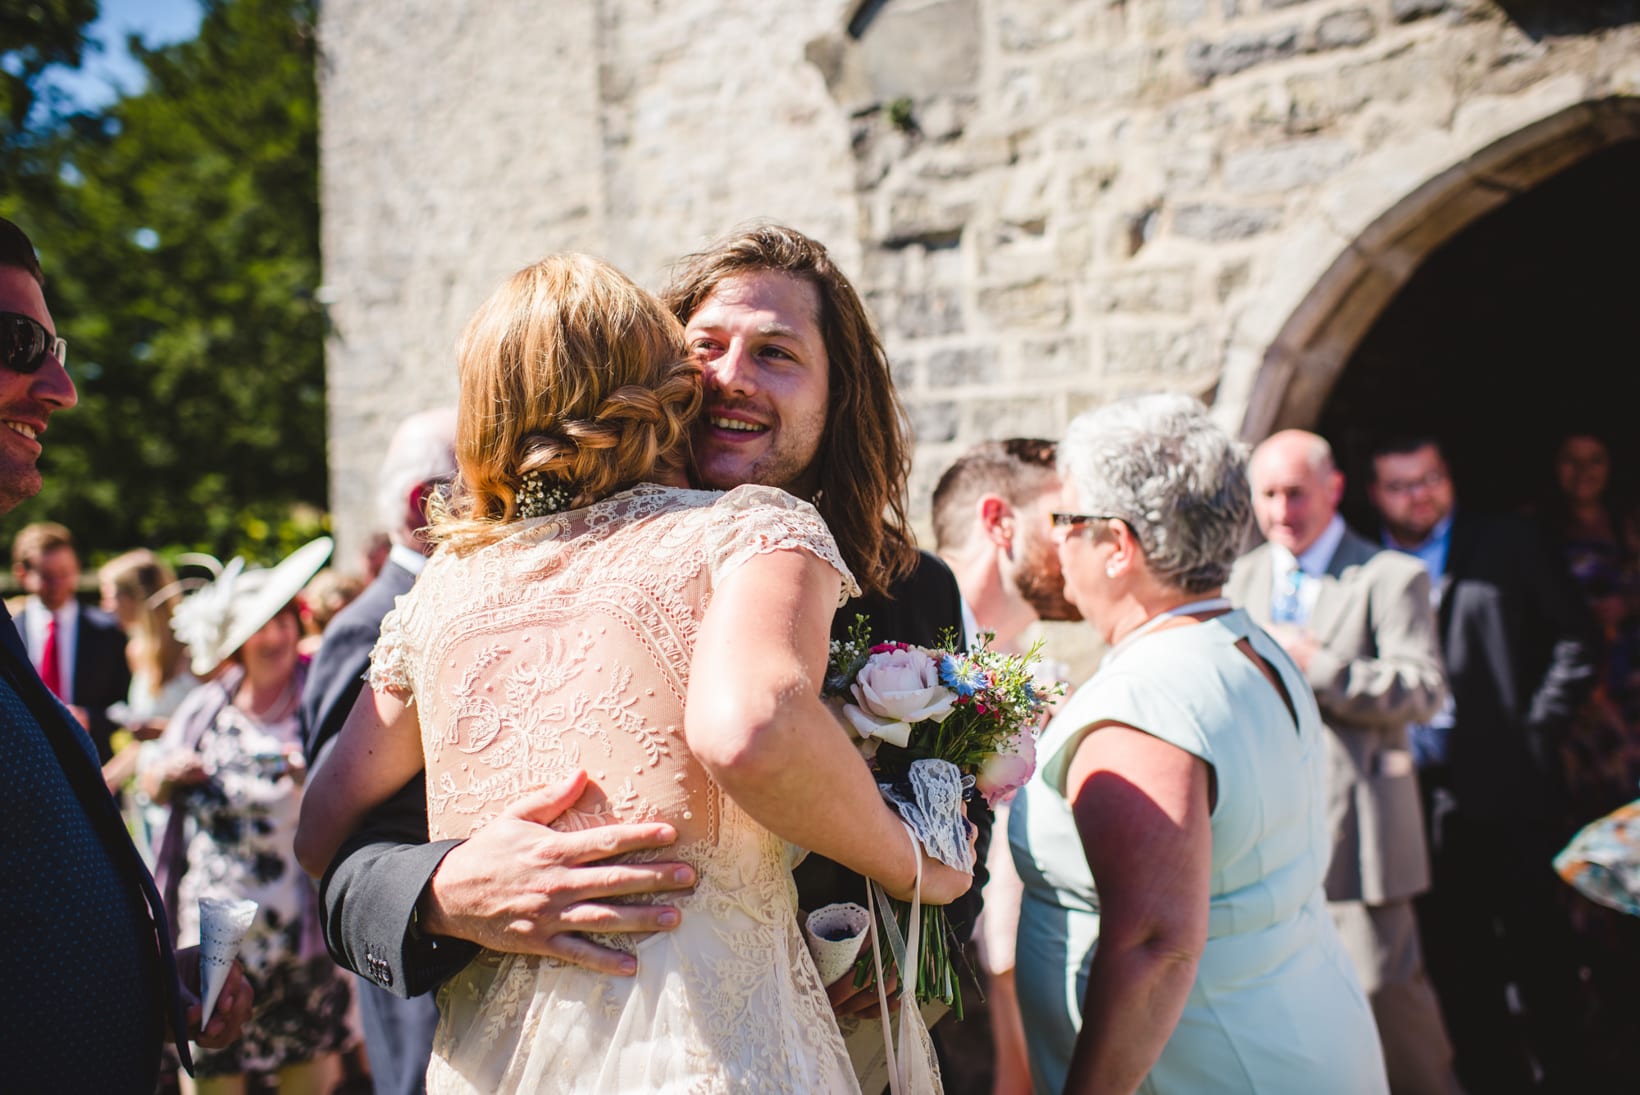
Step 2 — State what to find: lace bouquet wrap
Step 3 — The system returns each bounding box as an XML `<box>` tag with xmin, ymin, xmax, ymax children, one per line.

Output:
<box><xmin>820</xmin><ymin>617</ymin><xmax>1059</xmax><ymax>1014</ymax></box>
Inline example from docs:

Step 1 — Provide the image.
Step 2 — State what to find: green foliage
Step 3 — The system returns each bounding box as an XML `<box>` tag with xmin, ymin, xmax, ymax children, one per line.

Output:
<box><xmin>0</xmin><ymin>0</ymin><xmax>100</xmax><ymax>148</ymax></box>
<box><xmin>0</xmin><ymin>0</ymin><xmax>325</xmax><ymax>566</ymax></box>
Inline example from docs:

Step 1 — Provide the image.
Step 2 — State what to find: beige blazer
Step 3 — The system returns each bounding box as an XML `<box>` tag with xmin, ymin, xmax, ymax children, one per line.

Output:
<box><xmin>1228</xmin><ymin>527</ymin><xmax>1446</xmax><ymax>904</ymax></box>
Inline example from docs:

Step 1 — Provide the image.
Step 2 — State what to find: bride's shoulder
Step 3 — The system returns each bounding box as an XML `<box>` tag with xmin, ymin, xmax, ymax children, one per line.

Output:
<box><xmin>710</xmin><ymin>483</ymin><xmax>823</xmax><ymax>522</ymax></box>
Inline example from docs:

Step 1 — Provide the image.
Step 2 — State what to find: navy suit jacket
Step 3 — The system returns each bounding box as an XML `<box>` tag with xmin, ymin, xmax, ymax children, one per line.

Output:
<box><xmin>0</xmin><ymin>602</ymin><xmax>190</xmax><ymax>1073</ymax></box>
<box><xmin>75</xmin><ymin>603</ymin><xmax>132</xmax><ymax>763</ymax></box>
<box><xmin>300</xmin><ymin>557</ymin><xmax>441</xmax><ymax>1095</ymax></box>
<box><xmin>318</xmin><ymin>547</ymin><xmax>985</xmax><ymax>1000</ymax></box>
<box><xmin>1435</xmin><ymin>511</ymin><xmax>1598</xmax><ymax>827</ymax></box>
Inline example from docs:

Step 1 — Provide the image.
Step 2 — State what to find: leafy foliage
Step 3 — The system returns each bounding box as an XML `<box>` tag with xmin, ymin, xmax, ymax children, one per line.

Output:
<box><xmin>0</xmin><ymin>0</ymin><xmax>326</xmax><ymax>565</ymax></box>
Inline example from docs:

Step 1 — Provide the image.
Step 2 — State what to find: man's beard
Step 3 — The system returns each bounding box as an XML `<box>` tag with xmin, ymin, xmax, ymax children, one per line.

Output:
<box><xmin>1015</xmin><ymin>533</ymin><xmax>1081</xmax><ymax>622</ymax></box>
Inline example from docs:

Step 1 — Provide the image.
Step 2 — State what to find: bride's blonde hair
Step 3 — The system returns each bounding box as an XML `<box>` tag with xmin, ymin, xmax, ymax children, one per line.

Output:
<box><xmin>433</xmin><ymin>253</ymin><xmax>701</xmax><ymax>552</ymax></box>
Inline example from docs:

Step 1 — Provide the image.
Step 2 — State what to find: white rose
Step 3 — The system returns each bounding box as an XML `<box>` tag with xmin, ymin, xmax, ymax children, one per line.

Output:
<box><xmin>840</xmin><ymin>648</ymin><xmax>957</xmax><ymax>748</ymax></box>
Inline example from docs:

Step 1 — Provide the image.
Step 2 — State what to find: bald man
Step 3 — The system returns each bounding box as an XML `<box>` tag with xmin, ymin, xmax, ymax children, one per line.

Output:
<box><xmin>1227</xmin><ymin>430</ymin><xmax>1462</xmax><ymax>1095</ymax></box>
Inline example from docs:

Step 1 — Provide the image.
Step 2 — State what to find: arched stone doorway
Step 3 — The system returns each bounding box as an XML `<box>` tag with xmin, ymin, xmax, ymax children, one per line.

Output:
<box><xmin>1231</xmin><ymin>96</ymin><xmax>1640</xmax><ymax>491</ymax></box>
<box><xmin>1321</xmin><ymin>135</ymin><xmax>1640</xmax><ymax>525</ymax></box>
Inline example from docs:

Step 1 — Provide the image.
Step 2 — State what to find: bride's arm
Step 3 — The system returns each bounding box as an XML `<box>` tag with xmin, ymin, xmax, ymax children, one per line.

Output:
<box><xmin>686</xmin><ymin>548</ymin><xmax>972</xmax><ymax>906</ymax></box>
<box><xmin>295</xmin><ymin>685</ymin><xmax>425</xmax><ymax>878</ymax></box>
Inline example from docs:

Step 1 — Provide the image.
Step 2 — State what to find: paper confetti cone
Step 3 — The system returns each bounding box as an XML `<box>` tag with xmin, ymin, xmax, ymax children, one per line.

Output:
<box><xmin>198</xmin><ymin>896</ymin><xmax>257</xmax><ymax>1026</ymax></box>
<box><xmin>803</xmin><ymin>902</ymin><xmax>872</xmax><ymax>987</ymax></box>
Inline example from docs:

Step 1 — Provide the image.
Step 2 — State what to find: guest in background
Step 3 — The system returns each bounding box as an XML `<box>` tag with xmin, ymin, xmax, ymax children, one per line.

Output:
<box><xmin>1545</xmin><ymin>432</ymin><xmax>1640</xmax><ymax>822</ymax></box>
<box><xmin>1011</xmin><ymin>394</ymin><xmax>1385</xmax><ymax>1095</ymax></box>
<box><xmin>932</xmin><ymin>437</ymin><xmax>1080</xmax><ymax>1095</ymax></box>
<box><xmin>295</xmin><ymin>568</ymin><xmax>366</xmax><ymax>657</ymax></box>
<box><xmin>98</xmin><ymin>549</ymin><xmax>199</xmax><ymax>857</ymax></box>
<box><xmin>1369</xmin><ymin>436</ymin><xmax>1597</xmax><ymax>1093</ymax></box>
<box><xmin>144</xmin><ymin>538</ymin><xmax>351</xmax><ymax>1094</ymax></box>
<box><xmin>11</xmin><ymin>520</ymin><xmax>131</xmax><ymax>760</ymax></box>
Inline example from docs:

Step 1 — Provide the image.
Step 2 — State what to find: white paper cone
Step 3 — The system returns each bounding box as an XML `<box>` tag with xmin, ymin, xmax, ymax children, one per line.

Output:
<box><xmin>803</xmin><ymin>902</ymin><xmax>872</xmax><ymax>987</ymax></box>
<box><xmin>198</xmin><ymin>896</ymin><xmax>257</xmax><ymax>1026</ymax></box>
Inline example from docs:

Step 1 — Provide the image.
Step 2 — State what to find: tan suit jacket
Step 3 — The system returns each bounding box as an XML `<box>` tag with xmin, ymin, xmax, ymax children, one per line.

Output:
<box><xmin>1228</xmin><ymin>527</ymin><xmax>1446</xmax><ymax>905</ymax></box>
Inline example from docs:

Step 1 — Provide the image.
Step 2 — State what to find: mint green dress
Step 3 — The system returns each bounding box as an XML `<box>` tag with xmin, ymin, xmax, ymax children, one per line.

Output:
<box><xmin>1010</xmin><ymin>609</ymin><xmax>1387</xmax><ymax>1094</ymax></box>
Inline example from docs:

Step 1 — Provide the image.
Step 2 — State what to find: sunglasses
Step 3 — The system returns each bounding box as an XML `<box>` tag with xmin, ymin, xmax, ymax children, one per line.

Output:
<box><xmin>1</xmin><ymin>312</ymin><xmax>68</xmax><ymax>374</ymax></box>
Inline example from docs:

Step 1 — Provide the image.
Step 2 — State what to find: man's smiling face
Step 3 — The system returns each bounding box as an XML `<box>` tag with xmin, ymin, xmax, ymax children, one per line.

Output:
<box><xmin>684</xmin><ymin>270</ymin><xmax>829</xmax><ymax>496</ymax></box>
<box><xmin>0</xmin><ymin>265</ymin><xmax>77</xmax><ymax>515</ymax></box>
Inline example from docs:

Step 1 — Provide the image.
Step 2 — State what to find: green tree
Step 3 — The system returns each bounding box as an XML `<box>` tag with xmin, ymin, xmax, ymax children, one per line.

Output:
<box><xmin>1</xmin><ymin>0</ymin><xmax>99</xmax><ymax>149</ymax></box>
<box><xmin>0</xmin><ymin>0</ymin><xmax>326</xmax><ymax>565</ymax></box>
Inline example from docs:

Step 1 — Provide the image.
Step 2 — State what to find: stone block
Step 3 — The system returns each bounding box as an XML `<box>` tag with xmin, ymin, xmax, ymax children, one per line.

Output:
<box><xmin>1172</xmin><ymin>203</ymin><xmax>1282</xmax><ymax>240</ymax></box>
<box><xmin>855</xmin><ymin>0</ymin><xmax>981</xmax><ymax>102</ymax></box>
<box><xmin>961</xmin><ymin>396</ymin><xmax>1062</xmax><ymax>441</ymax></box>
<box><xmin>978</xmin><ymin>278</ymin><xmax>1073</xmax><ymax>328</ymax></box>
<box><xmin>927</xmin><ymin>346</ymin><xmax>1001</xmax><ymax>388</ymax></box>
<box><xmin>1223</xmin><ymin>137</ymin><xmax>1355</xmax><ymax>193</ymax></box>
<box><xmin>1216</xmin><ymin>260</ymin><xmax>1252</xmax><ymax>303</ymax></box>
<box><xmin>872</xmin><ymin>288</ymin><xmax>966</xmax><ymax>338</ymax></box>
<box><xmin>1088</xmin><ymin>267</ymin><xmax>1195</xmax><ymax>314</ymax></box>
<box><xmin>1137</xmin><ymin>0</ymin><xmax>1210</xmax><ymax>35</ymax></box>
<box><xmin>1185</xmin><ymin>26</ymin><xmax>1300</xmax><ymax>84</ymax></box>
<box><xmin>1103</xmin><ymin>325</ymin><xmax>1210</xmax><ymax>377</ymax></box>
<box><xmin>1020</xmin><ymin>335</ymin><xmax>1094</xmax><ymax>379</ymax></box>
<box><xmin>908</xmin><ymin>399</ymin><xmax>961</xmax><ymax>443</ymax></box>
<box><xmin>1390</xmin><ymin>0</ymin><xmax>1448</xmax><ymax>22</ymax></box>
<box><xmin>1314</xmin><ymin>8</ymin><xmax>1376</xmax><ymax>50</ymax></box>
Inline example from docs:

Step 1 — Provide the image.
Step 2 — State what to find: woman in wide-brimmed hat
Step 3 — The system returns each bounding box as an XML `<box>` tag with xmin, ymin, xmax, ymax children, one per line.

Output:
<box><xmin>142</xmin><ymin>537</ymin><xmax>352</xmax><ymax>1094</ymax></box>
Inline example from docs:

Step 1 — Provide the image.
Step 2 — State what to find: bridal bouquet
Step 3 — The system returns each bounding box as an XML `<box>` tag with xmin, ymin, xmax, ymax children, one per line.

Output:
<box><xmin>818</xmin><ymin>617</ymin><xmax>1059</xmax><ymax>1014</ymax></box>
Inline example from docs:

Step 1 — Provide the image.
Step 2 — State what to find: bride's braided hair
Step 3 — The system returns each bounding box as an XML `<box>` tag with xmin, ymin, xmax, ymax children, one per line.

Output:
<box><xmin>433</xmin><ymin>253</ymin><xmax>702</xmax><ymax>552</ymax></box>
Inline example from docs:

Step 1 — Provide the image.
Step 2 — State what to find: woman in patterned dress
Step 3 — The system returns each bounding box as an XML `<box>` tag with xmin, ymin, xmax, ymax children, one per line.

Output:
<box><xmin>296</xmin><ymin>253</ymin><xmax>970</xmax><ymax>1093</ymax></box>
<box><xmin>146</xmin><ymin>539</ymin><xmax>353</xmax><ymax>1094</ymax></box>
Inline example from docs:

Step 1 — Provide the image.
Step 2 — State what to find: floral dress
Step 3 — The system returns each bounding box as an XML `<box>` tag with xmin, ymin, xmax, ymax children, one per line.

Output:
<box><xmin>167</xmin><ymin>678</ymin><xmax>351</xmax><ymax>1076</ymax></box>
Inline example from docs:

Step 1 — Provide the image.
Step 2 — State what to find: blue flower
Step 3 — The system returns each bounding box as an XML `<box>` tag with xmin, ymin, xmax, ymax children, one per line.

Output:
<box><xmin>939</xmin><ymin>654</ymin><xmax>990</xmax><ymax>697</ymax></box>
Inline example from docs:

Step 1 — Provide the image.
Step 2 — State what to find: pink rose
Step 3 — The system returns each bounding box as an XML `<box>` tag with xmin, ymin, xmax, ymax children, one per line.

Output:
<box><xmin>975</xmin><ymin>730</ymin><xmax>1038</xmax><ymax>807</ymax></box>
<box><xmin>840</xmin><ymin>647</ymin><xmax>957</xmax><ymax>748</ymax></box>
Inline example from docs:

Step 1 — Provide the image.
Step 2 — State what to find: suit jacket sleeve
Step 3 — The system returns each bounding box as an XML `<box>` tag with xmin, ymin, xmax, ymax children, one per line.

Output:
<box><xmin>1305</xmin><ymin>563</ymin><xmax>1447</xmax><ymax>729</ymax></box>
<box><xmin>1518</xmin><ymin>524</ymin><xmax>1599</xmax><ymax>734</ymax></box>
<box><xmin>299</xmin><ymin>615</ymin><xmax>373</xmax><ymax>765</ymax></box>
<box><xmin>318</xmin><ymin>773</ymin><xmax>478</xmax><ymax>998</ymax></box>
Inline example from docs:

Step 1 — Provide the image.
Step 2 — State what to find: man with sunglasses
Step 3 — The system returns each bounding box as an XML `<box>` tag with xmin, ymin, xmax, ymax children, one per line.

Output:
<box><xmin>0</xmin><ymin>216</ymin><xmax>251</xmax><ymax>1090</ymax></box>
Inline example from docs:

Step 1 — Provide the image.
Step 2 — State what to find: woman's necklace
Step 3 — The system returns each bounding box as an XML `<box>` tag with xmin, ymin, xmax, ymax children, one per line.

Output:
<box><xmin>1102</xmin><ymin>596</ymin><xmax>1233</xmax><ymax>667</ymax></box>
<box><xmin>237</xmin><ymin>673</ymin><xmax>297</xmax><ymax>723</ymax></box>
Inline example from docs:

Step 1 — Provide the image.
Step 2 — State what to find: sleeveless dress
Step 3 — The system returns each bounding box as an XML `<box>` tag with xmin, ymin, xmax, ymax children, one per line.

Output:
<box><xmin>1009</xmin><ymin>609</ymin><xmax>1388</xmax><ymax>1095</ymax></box>
<box><xmin>369</xmin><ymin>483</ymin><xmax>866</xmax><ymax>1094</ymax></box>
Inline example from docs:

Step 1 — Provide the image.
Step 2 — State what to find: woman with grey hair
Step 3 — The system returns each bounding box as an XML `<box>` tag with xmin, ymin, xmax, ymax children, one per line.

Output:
<box><xmin>1009</xmin><ymin>394</ymin><xmax>1386</xmax><ymax>1094</ymax></box>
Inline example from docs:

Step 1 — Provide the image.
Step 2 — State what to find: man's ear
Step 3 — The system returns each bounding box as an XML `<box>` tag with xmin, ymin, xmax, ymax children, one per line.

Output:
<box><xmin>1327</xmin><ymin>469</ymin><xmax>1345</xmax><ymax>510</ymax></box>
<box><xmin>407</xmin><ymin>482</ymin><xmax>435</xmax><ymax>532</ymax></box>
<box><xmin>978</xmin><ymin>495</ymin><xmax>1013</xmax><ymax>550</ymax></box>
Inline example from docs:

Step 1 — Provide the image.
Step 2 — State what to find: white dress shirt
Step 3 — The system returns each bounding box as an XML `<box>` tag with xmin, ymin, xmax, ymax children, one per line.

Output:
<box><xmin>1268</xmin><ymin>514</ymin><xmax>1346</xmax><ymax>625</ymax></box>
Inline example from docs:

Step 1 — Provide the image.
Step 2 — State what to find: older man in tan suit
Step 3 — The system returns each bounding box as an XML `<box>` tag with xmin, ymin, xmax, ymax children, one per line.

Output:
<box><xmin>1228</xmin><ymin>430</ymin><xmax>1462</xmax><ymax>1095</ymax></box>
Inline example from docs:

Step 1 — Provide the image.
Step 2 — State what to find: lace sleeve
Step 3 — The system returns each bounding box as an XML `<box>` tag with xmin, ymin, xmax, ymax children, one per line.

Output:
<box><xmin>705</xmin><ymin>484</ymin><xmax>862</xmax><ymax>605</ymax></box>
<box><xmin>367</xmin><ymin>601</ymin><xmax>415</xmax><ymax>701</ymax></box>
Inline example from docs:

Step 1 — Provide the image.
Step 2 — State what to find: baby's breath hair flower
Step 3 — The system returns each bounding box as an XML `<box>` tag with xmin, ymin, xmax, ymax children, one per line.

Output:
<box><xmin>517</xmin><ymin>471</ymin><xmax>572</xmax><ymax>519</ymax></box>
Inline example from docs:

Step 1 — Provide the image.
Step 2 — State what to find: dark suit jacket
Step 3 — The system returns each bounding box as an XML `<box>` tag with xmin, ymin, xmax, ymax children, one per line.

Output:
<box><xmin>300</xmin><ymin>557</ymin><xmax>441</xmax><ymax>1095</ymax></box>
<box><xmin>0</xmin><ymin>602</ymin><xmax>190</xmax><ymax>1075</ymax></box>
<box><xmin>75</xmin><ymin>603</ymin><xmax>132</xmax><ymax>763</ymax></box>
<box><xmin>319</xmin><ymin>548</ymin><xmax>986</xmax><ymax>999</ymax></box>
<box><xmin>1436</xmin><ymin>511</ymin><xmax>1597</xmax><ymax>826</ymax></box>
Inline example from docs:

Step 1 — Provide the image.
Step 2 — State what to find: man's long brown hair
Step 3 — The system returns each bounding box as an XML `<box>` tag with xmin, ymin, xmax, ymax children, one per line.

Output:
<box><xmin>664</xmin><ymin>225</ymin><xmax>918</xmax><ymax>599</ymax></box>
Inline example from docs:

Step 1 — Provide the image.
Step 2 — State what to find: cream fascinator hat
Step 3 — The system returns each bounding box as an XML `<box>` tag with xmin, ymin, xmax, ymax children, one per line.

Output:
<box><xmin>171</xmin><ymin>537</ymin><xmax>333</xmax><ymax>676</ymax></box>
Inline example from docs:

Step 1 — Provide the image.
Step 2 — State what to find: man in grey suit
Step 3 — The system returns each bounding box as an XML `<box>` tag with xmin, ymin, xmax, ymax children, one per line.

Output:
<box><xmin>1227</xmin><ymin>429</ymin><xmax>1461</xmax><ymax>1095</ymax></box>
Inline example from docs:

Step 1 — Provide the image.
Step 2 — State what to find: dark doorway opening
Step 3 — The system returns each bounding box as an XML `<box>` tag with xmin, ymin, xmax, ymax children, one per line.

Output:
<box><xmin>1318</xmin><ymin>137</ymin><xmax>1640</xmax><ymax>530</ymax></box>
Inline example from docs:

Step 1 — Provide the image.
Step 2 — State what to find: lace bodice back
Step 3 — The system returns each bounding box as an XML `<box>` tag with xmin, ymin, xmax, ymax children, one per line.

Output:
<box><xmin>372</xmin><ymin>483</ymin><xmax>856</xmax><ymax>855</ymax></box>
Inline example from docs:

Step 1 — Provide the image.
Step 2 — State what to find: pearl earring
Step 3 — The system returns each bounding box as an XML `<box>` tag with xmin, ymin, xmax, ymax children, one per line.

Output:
<box><xmin>1106</xmin><ymin>563</ymin><xmax>1119</xmax><ymax>578</ymax></box>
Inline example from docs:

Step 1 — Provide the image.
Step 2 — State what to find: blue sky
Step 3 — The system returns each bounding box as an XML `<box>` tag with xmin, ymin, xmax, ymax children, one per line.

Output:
<box><xmin>37</xmin><ymin>0</ymin><xmax>203</xmax><ymax>112</ymax></box>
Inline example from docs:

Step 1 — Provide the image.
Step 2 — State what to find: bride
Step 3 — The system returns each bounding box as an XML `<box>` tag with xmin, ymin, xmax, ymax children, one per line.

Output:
<box><xmin>295</xmin><ymin>253</ymin><xmax>970</xmax><ymax>1093</ymax></box>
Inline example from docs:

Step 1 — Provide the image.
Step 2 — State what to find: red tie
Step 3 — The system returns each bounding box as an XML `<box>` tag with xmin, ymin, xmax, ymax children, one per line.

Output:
<box><xmin>40</xmin><ymin>614</ymin><xmax>63</xmax><ymax>699</ymax></box>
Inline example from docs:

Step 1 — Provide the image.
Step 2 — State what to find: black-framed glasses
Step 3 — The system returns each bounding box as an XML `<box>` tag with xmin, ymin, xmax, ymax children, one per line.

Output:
<box><xmin>0</xmin><ymin>312</ymin><xmax>67</xmax><ymax>374</ymax></box>
<box><xmin>1050</xmin><ymin>512</ymin><xmax>1126</xmax><ymax>530</ymax></box>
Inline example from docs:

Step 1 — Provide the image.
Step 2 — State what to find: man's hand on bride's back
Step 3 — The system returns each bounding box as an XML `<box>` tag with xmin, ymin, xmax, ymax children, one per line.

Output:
<box><xmin>418</xmin><ymin>770</ymin><xmax>696</xmax><ymax>976</ymax></box>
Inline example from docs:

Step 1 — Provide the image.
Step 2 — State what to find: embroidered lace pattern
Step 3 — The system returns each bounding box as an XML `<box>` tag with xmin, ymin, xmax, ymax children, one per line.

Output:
<box><xmin>370</xmin><ymin>483</ymin><xmax>865</xmax><ymax>1093</ymax></box>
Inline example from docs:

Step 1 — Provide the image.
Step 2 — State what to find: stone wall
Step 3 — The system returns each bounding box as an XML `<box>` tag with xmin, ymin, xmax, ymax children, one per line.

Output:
<box><xmin>319</xmin><ymin>0</ymin><xmax>1640</xmax><ymax>561</ymax></box>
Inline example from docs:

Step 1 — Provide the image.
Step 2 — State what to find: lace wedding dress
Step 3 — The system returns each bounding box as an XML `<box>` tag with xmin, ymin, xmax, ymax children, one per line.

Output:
<box><xmin>370</xmin><ymin>484</ymin><xmax>866</xmax><ymax>1094</ymax></box>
